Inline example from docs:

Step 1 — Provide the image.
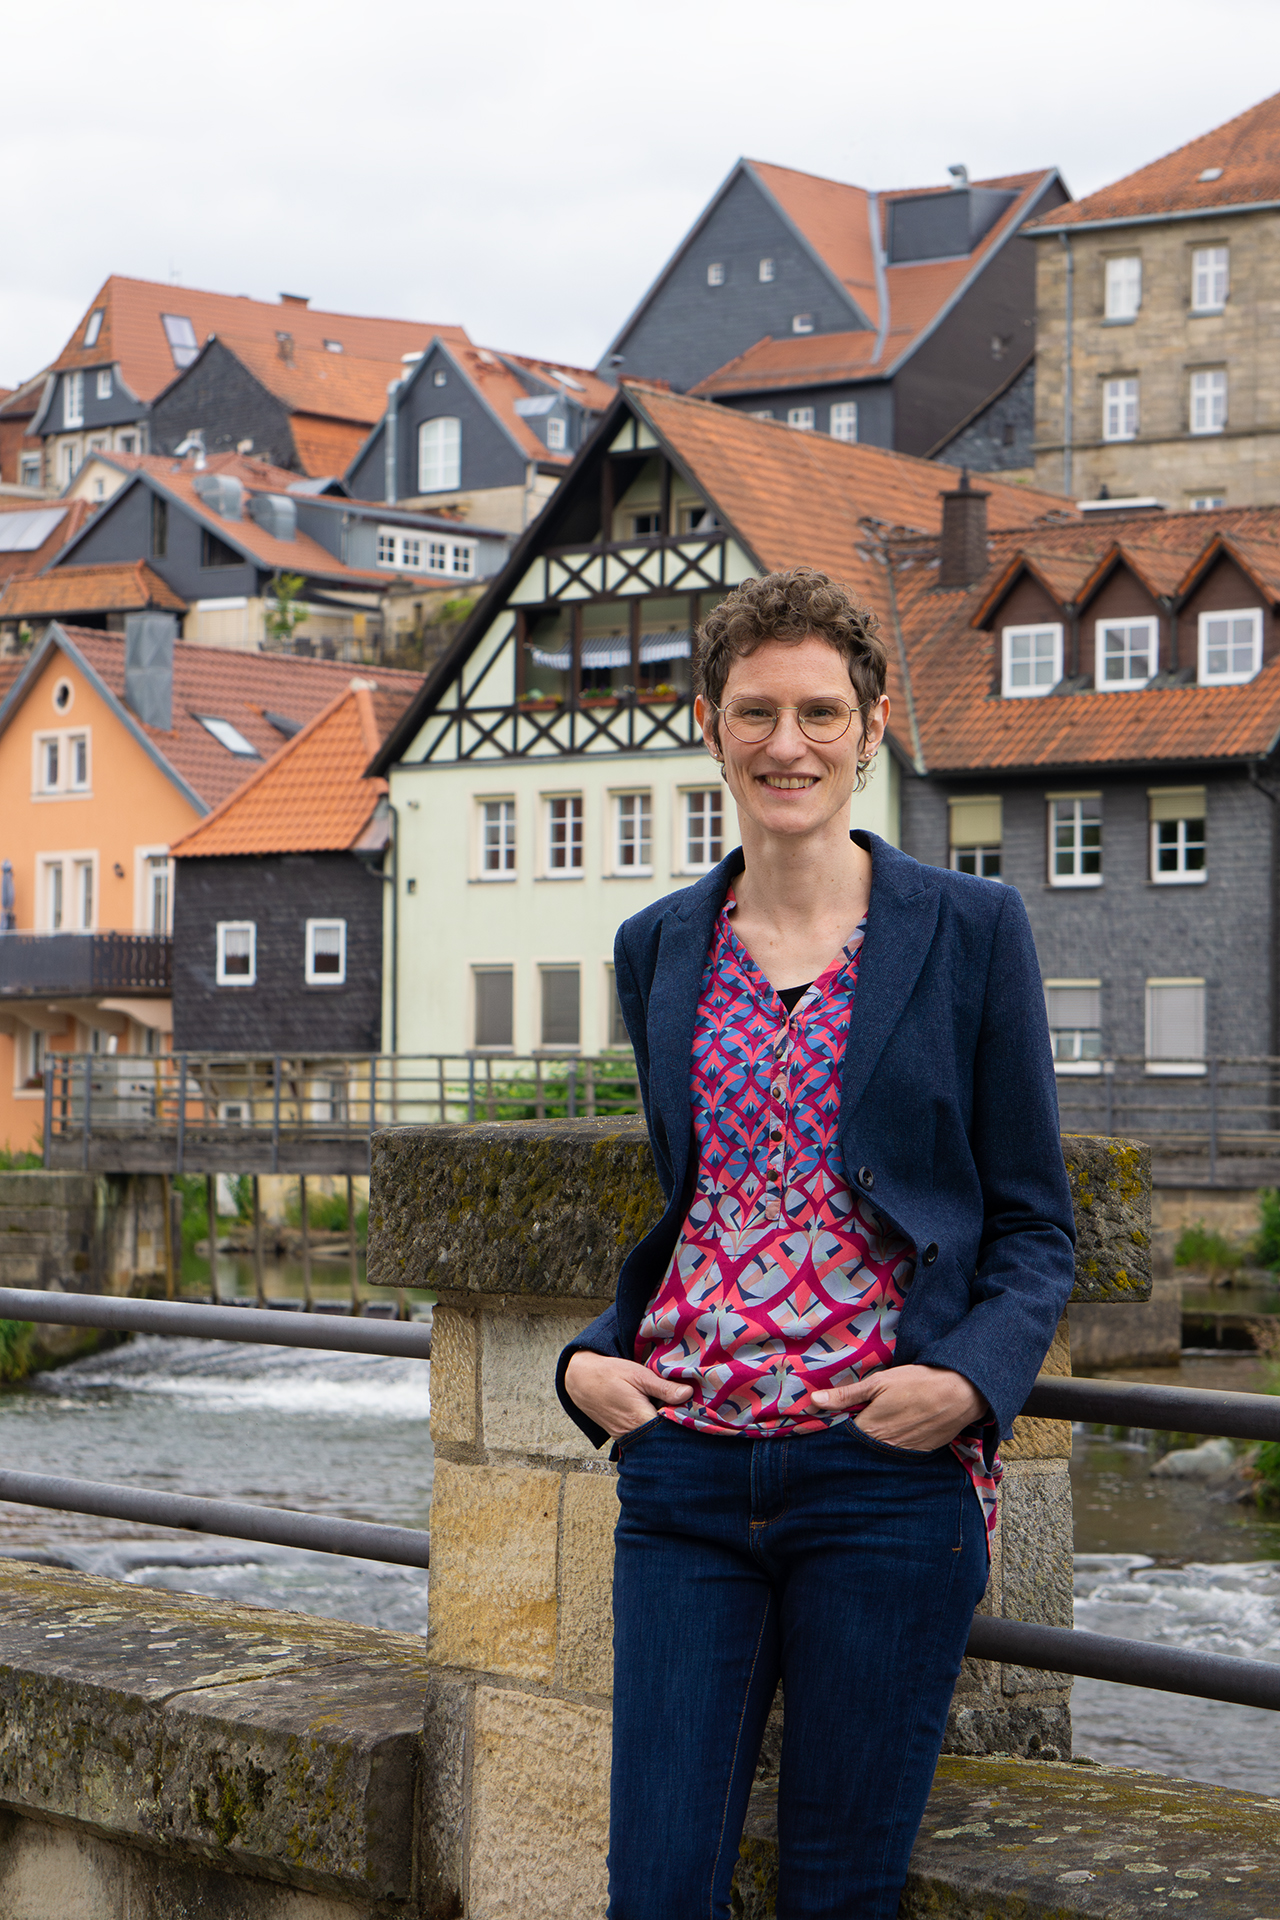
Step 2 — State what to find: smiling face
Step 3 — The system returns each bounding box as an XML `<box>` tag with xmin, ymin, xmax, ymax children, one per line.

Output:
<box><xmin>695</xmin><ymin>634</ymin><xmax>888</xmax><ymax>846</ymax></box>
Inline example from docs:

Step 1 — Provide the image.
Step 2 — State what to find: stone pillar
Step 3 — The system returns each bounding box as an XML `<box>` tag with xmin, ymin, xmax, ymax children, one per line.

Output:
<box><xmin>369</xmin><ymin>1123</ymin><xmax>1151</xmax><ymax>1920</ymax></box>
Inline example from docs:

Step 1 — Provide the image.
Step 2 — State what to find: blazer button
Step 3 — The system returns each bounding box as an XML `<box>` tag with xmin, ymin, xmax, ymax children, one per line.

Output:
<box><xmin>858</xmin><ymin>1166</ymin><xmax>874</xmax><ymax>1190</ymax></box>
<box><xmin>922</xmin><ymin>1242</ymin><xmax>939</xmax><ymax>1266</ymax></box>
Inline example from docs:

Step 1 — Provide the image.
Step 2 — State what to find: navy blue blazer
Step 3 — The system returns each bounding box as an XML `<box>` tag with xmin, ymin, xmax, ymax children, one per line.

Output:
<box><xmin>555</xmin><ymin>832</ymin><xmax>1076</xmax><ymax>1455</ymax></box>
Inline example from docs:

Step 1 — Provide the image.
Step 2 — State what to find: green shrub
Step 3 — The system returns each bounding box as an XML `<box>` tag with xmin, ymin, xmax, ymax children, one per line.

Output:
<box><xmin>1254</xmin><ymin>1189</ymin><xmax>1280</xmax><ymax>1269</ymax></box>
<box><xmin>1174</xmin><ymin>1220</ymin><xmax>1245</xmax><ymax>1278</ymax></box>
<box><xmin>0</xmin><ymin>1147</ymin><xmax>41</xmax><ymax>1171</ymax></box>
<box><xmin>285</xmin><ymin>1185</ymin><xmax>368</xmax><ymax>1237</ymax></box>
<box><xmin>0</xmin><ymin>1320</ymin><xmax>34</xmax><ymax>1382</ymax></box>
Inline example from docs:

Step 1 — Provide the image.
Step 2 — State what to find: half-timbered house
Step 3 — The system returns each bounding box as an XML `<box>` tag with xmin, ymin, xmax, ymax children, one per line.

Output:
<box><xmin>368</xmin><ymin>385</ymin><xmax>1073</xmax><ymax>1058</ymax></box>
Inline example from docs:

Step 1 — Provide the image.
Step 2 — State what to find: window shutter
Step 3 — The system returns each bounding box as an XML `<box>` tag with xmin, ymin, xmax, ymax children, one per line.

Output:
<box><xmin>1044</xmin><ymin>985</ymin><xmax>1101</xmax><ymax>1031</ymax></box>
<box><xmin>1148</xmin><ymin>787</ymin><xmax>1206</xmax><ymax>822</ymax></box>
<box><xmin>1146</xmin><ymin>981</ymin><xmax>1205</xmax><ymax>1060</ymax></box>
<box><xmin>948</xmin><ymin>796</ymin><xmax>1002</xmax><ymax>845</ymax></box>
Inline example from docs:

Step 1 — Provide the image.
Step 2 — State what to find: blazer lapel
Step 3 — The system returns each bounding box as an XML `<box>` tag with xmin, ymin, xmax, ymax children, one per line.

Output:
<box><xmin>840</xmin><ymin>833</ymin><xmax>940</xmax><ymax>1119</ymax></box>
<box><xmin>647</xmin><ymin>851</ymin><xmax>742</xmax><ymax>1191</ymax></box>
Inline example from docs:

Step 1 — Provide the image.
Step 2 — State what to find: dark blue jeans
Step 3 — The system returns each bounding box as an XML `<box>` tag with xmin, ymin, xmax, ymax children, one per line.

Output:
<box><xmin>609</xmin><ymin>1417</ymin><xmax>989</xmax><ymax>1920</ymax></box>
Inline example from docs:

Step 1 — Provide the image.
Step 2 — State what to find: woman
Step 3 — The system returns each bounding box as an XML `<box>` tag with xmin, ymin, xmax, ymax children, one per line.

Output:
<box><xmin>558</xmin><ymin>567</ymin><xmax>1075</xmax><ymax>1920</ymax></box>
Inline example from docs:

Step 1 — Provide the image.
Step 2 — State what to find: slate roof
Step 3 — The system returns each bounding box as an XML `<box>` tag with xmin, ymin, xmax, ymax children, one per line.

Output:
<box><xmin>1027</xmin><ymin>89</ymin><xmax>1280</xmax><ymax>231</ymax></box>
<box><xmin>688</xmin><ymin>166</ymin><xmax>1057</xmax><ymax>391</ymax></box>
<box><xmin>0</xmin><ymin>624</ymin><xmax>423</xmax><ymax>812</ymax></box>
<box><xmin>171</xmin><ymin>680</ymin><xmax>414</xmax><ymax>857</ymax></box>
<box><xmin>49</xmin><ymin>276</ymin><xmax>468</xmax><ymax>406</ymax></box>
<box><xmin>0</xmin><ymin>560</ymin><xmax>186</xmax><ymax>619</ymax></box>
<box><xmin>894</xmin><ymin>506</ymin><xmax>1280</xmax><ymax>773</ymax></box>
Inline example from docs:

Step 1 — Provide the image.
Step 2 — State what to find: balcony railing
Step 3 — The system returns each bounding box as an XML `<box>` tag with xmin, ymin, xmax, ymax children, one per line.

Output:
<box><xmin>0</xmin><ymin>932</ymin><xmax>172</xmax><ymax>997</ymax></box>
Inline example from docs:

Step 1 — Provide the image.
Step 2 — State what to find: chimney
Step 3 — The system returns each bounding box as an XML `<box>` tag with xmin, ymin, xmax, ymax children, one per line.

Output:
<box><xmin>938</xmin><ymin>469</ymin><xmax>990</xmax><ymax>589</ymax></box>
<box><xmin>124</xmin><ymin>614</ymin><xmax>177</xmax><ymax>731</ymax></box>
<box><xmin>275</xmin><ymin>330</ymin><xmax>295</xmax><ymax>364</ymax></box>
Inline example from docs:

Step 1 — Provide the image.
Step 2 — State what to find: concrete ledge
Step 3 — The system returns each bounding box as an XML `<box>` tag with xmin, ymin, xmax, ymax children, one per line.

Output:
<box><xmin>0</xmin><ymin>1561</ymin><xmax>427</xmax><ymax>1911</ymax></box>
<box><xmin>736</xmin><ymin>1755</ymin><xmax>1280</xmax><ymax>1919</ymax></box>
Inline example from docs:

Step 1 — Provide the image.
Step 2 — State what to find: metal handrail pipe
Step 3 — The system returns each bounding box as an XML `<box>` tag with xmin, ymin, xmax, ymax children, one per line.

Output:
<box><xmin>1022</xmin><ymin>1374</ymin><xmax>1280</xmax><ymax>1442</ymax></box>
<box><xmin>0</xmin><ymin>1289</ymin><xmax>432</xmax><ymax>1361</ymax></box>
<box><xmin>966</xmin><ymin>1616</ymin><xmax>1280</xmax><ymax>1710</ymax></box>
<box><xmin>0</xmin><ymin>1469</ymin><xmax>430</xmax><ymax>1570</ymax></box>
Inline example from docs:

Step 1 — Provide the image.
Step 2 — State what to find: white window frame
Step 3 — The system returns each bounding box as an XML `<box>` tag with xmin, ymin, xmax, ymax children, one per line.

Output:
<box><xmin>135</xmin><ymin>846</ymin><xmax>173</xmax><ymax>933</ymax></box>
<box><xmin>1095</xmin><ymin>616</ymin><xmax>1157</xmax><ymax>691</ymax></box>
<box><xmin>1104</xmin><ymin>255</ymin><xmax>1142</xmax><ymax>321</ymax></box>
<box><xmin>1190</xmin><ymin>369</ymin><xmax>1227</xmax><ymax>435</ymax></box>
<box><xmin>37</xmin><ymin>850</ymin><xmax>97</xmax><ymax>932</ymax></box>
<box><xmin>216</xmin><ymin>920</ymin><xmax>256</xmax><ymax>987</ymax></box>
<box><xmin>786</xmin><ymin>407</ymin><xmax>815</xmax><ymax>431</ymax></box>
<box><xmin>478</xmin><ymin>797</ymin><xmax>517</xmax><ymax>879</ymax></box>
<box><xmin>1002</xmin><ymin>623</ymin><xmax>1062</xmax><ymax>699</ymax></box>
<box><xmin>1044</xmin><ymin>979</ymin><xmax>1104</xmax><ymax>1076</ymax></box>
<box><xmin>96</xmin><ymin>369</ymin><xmax>113</xmax><ymax>400</ymax></box>
<box><xmin>473</xmin><ymin>964</ymin><xmax>515</xmax><ymax>1051</ymax></box>
<box><xmin>19</xmin><ymin>455</ymin><xmax>41</xmax><ymax>487</ymax></box>
<box><xmin>1048</xmin><ymin>795</ymin><xmax>1103</xmax><ymax>889</ymax></box>
<box><xmin>792</xmin><ymin>314</ymin><xmax>814</xmax><ymax>334</ymax></box>
<box><xmin>1191</xmin><ymin>246</ymin><xmax>1229</xmax><ymax>312</ymax></box>
<box><xmin>758</xmin><ymin>257</ymin><xmax>775</xmax><ymax>283</ymax></box>
<box><xmin>829</xmin><ymin>401</ymin><xmax>858</xmax><ymax>442</ymax></box>
<box><xmin>1145</xmin><ymin>978</ymin><xmax>1206</xmax><ymax>1076</ymax></box>
<box><xmin>707</xmin><ymin>262</ymin><xmax>725</xmax><ymax>286</ymax></box>
<box><xmin>305</xmin><ymin>918</ymin><xmax>347</xmax><ymax>985</ymax></box>
<box><xmin>680</xmin><ymin>788</ymin><xmax>724</xmax><ymax>873</ymax></box>
<box><xmin>63</xmin><ymin>371</ymin><xmax>84</xmax><ymax>428</ymax></box>
<box><xmin>32</xmin><ymin>728</ymin><xmax>91</xmax><ymax>798</ymax></box>
<box><xmin>544</xmin><ymin>793</ymin><xmax>584</xmax><ymax>876</ymax></box>
<box><xmin>1102</xmin><ymin>376</ymin><xmax>1139</xmax><ymax>441</ymax></box>
<box><xmin>1197</xmin><ymin>607</ymin><xmax>1262</xmax><ymax>686</ymax></box>
<box><xmin>60</xmin><ymin>441</ymin><xmax>81</xmax><ymax>484</ymax></box>
<box><xmin>1150</xmin><ymin>809</ymin><xmax>1207</xmax><ymax>886</ymax></box>
<box><xmin>545</xmin><ymin>416</ymin><xmax>567</xmax><ymax>451</ymax></box>
<box><xmin>417</xmin><ymin>416</ymin><xmax>461</xmax><ymax>492</ymax></box>
<box><xmin>611</xmin><ymin>791</ymin><xmax>653</xmax><ymax>876</ymax></box>
<box><xmin>1189</xmin><ymin>494</ymin><xmax>1226</xmax><ymax>511</ymax></box>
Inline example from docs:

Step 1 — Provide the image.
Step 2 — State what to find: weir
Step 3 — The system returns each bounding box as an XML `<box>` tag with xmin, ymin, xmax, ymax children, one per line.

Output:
<box><xmin>0</xmin><ymin>1123</ymin><xmax>1275</xmax><ymax>1917</ymax></box>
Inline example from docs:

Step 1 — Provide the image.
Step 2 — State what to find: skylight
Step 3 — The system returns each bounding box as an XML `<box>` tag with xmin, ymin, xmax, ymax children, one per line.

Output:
<box><xmin>0</xmin><ymin>507</ymin><xmax>67</xmax><ymax>553</ymax></box>
<box><xmin>324</xmin><ymin>340</ymin><xmax>343</xmax><ymax>353</ymax></box>
<box><xmin>162</xmin><ymin>314</ymin><xmax>200</xmax><ymax>368</ymax></box>
<box><xmin>196</xmin><ymin>715</ymin><xmax>259</xmax><ymax>757</ymax></box>
<box><xmin>83</xmin><ymin>309</ymin><xmax>104</xmax><ymax>348</ymax></box>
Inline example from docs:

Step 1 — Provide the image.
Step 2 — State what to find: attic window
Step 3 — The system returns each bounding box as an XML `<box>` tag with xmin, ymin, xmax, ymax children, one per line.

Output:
<box><xmin>161</xmin><ymin>314</ymin><xmax>199</xmax><ymax>368</ymax></box>
<box><xmin>83</xmin><ymin>309</ymin><xmax>104</xmax><ymax>348</ymax></box>
<box><xmin>196</xmin><ymin>715</ymin><xmax>260</xmax><ymax>757</ymax></box>
<box><xmin>707</xmin><ymin>263</ymin><xmax>726</xmax><ymax>286</ymax></box>
<box><xmin>1198</xmin><ymin>167</ymin><xmax>1223</xmax><ymax>182</ymax></box>
<box><xmin>792</xmin><ymin>314</ymin><xmax>814</xmax><ymax>334</ymax></box>
<box><xmin>759</xmin><ymin>258</ymin><xmax>775</xmax><ymax>283</ymax></box>
<box><xmin>433</xmin><ymin>370</ymin><xmax>448</xmax><ymax>387</ymax></box>
<box><xmin>324</xmin><ymin>339</ymin><xmax>343</xmax><ymax>353</ymax></box>
<box><xmin>200</xmin><ymin>528</ymin><xmax>242</xmax><ymax>569</ymax></box>
<box><xmin>546</xmin><ymin>417</ymin><xmax>567</xmax><ymax>450</ymax></box>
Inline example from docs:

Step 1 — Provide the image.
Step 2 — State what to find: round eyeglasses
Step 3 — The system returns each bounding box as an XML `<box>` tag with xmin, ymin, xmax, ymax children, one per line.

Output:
<box><xmin>716</xmin><ymin>697</ymin><xmax>857</xmax><ymax>744</ymax></box>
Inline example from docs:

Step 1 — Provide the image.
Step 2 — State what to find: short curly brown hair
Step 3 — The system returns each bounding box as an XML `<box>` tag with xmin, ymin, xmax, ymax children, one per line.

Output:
<box><xmin>695</xmin><ymin>567</ymin><xmax>887</xmax><ymax>744</ymax></box>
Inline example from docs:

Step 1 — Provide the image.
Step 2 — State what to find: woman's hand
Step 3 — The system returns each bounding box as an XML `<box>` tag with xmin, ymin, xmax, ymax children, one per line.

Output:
<box><xmin>812</xmin><ymin>1364</ymin><xmax>986</xmax><ymax>1451</ymax></box>
<box><xmin>565</xmin><ymin>1351</ymin><xmax>693</xmax><ymax>1439</ymax></box>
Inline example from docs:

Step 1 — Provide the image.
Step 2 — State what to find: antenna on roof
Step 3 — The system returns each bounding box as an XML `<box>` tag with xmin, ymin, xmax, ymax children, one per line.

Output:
<box><xmin>947</xmin><ymin>165</ymin><xmax>968</xmax><ymax>188</ymax></box>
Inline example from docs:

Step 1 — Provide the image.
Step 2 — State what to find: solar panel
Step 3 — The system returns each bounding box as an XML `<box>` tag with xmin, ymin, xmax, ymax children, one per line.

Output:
<box><xmin>0</xmin><ymin>508</ymin><xmax>68</xmax><ymax>553</ymax></box>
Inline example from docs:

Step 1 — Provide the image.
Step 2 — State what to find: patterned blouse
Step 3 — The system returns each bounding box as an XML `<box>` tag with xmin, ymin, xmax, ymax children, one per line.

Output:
<box><xmin>635</xmin><ymin>896</ymin><xmax>1001</xmax><ymax>1541</ymax></box>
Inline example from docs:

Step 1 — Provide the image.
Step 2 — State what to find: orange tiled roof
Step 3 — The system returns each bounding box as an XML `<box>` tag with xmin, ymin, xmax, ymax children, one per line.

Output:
<box><xmin>49</xmin><ymin>276</ymin><xmax>470</xmax><ymax>405</ymax></box>
<box><xmin>0</xmin><ymin>497</ymin><xmax>93</xmax><ymax>587</ymax></box>
<box><xmin>171</xmin><ymin>679</ymin><xmax>414</xmax><ymax>857</ymax></box>
<box><xmin>1027</xmin><ymin>89</ymin><xmax>1280</xmax><ymax>230</ymax></box>
<box><xmin>441</xmin><ymin>341</ymin><xmax>608</xmax><ymax>467</ymax></box>
<box><xmin>0</xmin><ymin>560</ymin><xmax>185</xmax><ymax>619</ymax></box>
<box><xmin>213</xmin><ymin>335</ymin><xmax>417</xmax><ymax>428</ymax></box>
<box><xmin>694</xmin><ymin>169</ymin><xmax>1056</xmax><ymax>391</ymax></box>
<box><xmin>288</xmin><ymin>415</ymin><xmax>370</xmax><ymax>478</ymax></box>
<box><xmin>0</xmin><ymin>625</ymin><xmax>423</xmax><ymax>813</ymax></box>
<box><xmin>894</xmin><ymin>506</ymin><xmax>1280</xmax><ymax>774</ymax></box>
<box><xmin>503</xmin><ymin>354</ymin><xmax>616</xmax><ymax>414</ymax></box>
<box><xmin>0</xmin><ymin>371</ymin><xmax>50</xmax><ymax>422</ymax></box>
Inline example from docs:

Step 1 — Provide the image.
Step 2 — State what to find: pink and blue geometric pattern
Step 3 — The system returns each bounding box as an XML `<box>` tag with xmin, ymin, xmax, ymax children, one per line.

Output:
<box><xmin>635</xmin><ymin>898</ymin><xmax>1001</xmax><ymax>1539</ymax></box>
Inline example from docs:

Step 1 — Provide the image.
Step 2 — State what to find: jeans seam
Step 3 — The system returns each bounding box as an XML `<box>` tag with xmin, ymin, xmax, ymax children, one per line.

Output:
<box><xmin>707</xmin><ymin>1593</ymin><xmax>772</xmax><ymax>1920</ymax></box>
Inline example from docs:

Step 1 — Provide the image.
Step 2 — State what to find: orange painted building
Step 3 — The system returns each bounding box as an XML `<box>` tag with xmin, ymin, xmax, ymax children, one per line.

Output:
<box><xmin>0</xmin><ymin>623</ymin><xmax>421</xmax><ymax>1152</ymax></box>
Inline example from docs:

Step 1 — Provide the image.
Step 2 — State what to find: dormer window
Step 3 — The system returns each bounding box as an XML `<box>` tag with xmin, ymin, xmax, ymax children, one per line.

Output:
<box><xmin>1096</xmin><ymin>617</ymin><xmax>1156</xmax><ymax>691</ymax></box>
<box><xmin>546</xmin><ymin>416</ymin><xmax>567</xmax><ymax>451</ymax></box>
<box><xmin>83</xmin><ymin>308</ymin><xmax>104</xmax><ymax>348</ymax></box>
<box><xmin>1198</xmin><ymin>607</ymin><xmax>1261</xmax><ymax>685</ymax></box>
<box><xmin>96</xmin><ymin>369</ymin><xmax>113</xmax><ymax>399</ymax></box>
<box><xmin>63</xmin><ymin>371</ymin><xmax>84</xmax><ymax>428</ymax></box>
<box><xmin>1001</xmin><ymin>622</ymin><xmax>1062</xmax><ymax>698</ymax></box>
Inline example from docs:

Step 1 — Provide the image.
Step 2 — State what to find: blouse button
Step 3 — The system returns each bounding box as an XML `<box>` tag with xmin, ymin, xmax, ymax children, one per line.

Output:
<box><xmin>858</xmin><ymin>1166</ymin><xmax>874</xmax><ymax>1190</ymax></box>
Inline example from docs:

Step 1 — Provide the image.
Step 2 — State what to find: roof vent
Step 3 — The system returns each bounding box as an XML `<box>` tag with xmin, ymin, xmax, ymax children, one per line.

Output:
<box><xmin>947</xmin><ymin>164</ymin><xmax>968</xmax><ymax>188</ymax></box>
<box><xmin>248</xmin><ymin>492</ymin><xmax>297</xmax><ymax>541</ymax></box>
<box><xmin>124</xmin><ymin>614</ymin><xmax>176</xmax><ymax>731</ymax></box>
<box><xmin>1077</xmin><ymin>495</ymin><xmax>1165</xmax><ymax>517</ymax></box>
<box><xmin>938</xmin><ymin>469</ymin><xmax>990</xmax><ymax>588</ymax></box>
<box><xmin>193</xmin><ymin>472</ymin><xmax>244</xmax><ymax>520</ymax></box>
<box><xmin>279</xmin><ymin>293</ymin><xmax>310</xmax><ymax>306</ymax></box>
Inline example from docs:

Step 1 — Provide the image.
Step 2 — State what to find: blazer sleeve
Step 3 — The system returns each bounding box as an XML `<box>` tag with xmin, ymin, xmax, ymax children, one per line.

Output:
<box><xmin>912</xmin><ymin>885</ymin><xmax>1076</xmax><ymax>1444</ymax></box>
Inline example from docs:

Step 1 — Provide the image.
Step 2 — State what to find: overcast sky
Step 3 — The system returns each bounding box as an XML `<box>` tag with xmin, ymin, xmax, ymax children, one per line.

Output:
<box><xmin>3</xmin><ymin>0</ymin><xmax>1280</xmax><ymax>390</ymax></box>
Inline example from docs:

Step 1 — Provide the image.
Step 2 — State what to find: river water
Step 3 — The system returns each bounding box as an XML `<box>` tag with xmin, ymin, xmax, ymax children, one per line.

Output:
<box><xmin>0</xmin><ymin>1301</ymin><xmax>1276</xmax><ymax>1794</ymax></box>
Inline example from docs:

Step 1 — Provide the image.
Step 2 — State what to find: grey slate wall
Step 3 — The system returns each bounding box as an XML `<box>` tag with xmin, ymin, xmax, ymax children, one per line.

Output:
<box><xmin>57</xmin><ymin>481</ymin><xmax>259</xmax><ymax>603</ymax></box>
<box><xmin>348</xmin><ymin>344</ymin><xmax>527</xmax><ymax>501</ymax></box>
<box><xmin>45</xmin><ymin>368</ymin><xmax>145</xmax><ymax>436</ymax></box>
<box><xmin>149</xmin><ymin>344</ymin><xmax>298</xmax><ymax>468</ymax></box>
<box><xmin>602</xmin><ymin>168</ymin><xmax>866</xmax><ymax>393</ymax></box>
<box><xmin>935</xmin><ymin>361</ymin><xmax>1037</xmax><ymax>473</ymax></box>
<box><xmin>718</xmin><ymin>381</ymin><xmax>893</xmax><ymax>449</ymax></box>
<box><xmin>172</xmin><ymin>851</ymin><xmax>384</xmax><ymax>1052</ymax></box>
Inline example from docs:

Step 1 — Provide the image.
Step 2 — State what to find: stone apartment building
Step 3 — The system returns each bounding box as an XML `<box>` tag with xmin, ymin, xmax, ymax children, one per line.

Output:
<box><xmin>1028</xmin><ymin>89</ymin><xmax>1280</xmax><ymax>508</ymax></box>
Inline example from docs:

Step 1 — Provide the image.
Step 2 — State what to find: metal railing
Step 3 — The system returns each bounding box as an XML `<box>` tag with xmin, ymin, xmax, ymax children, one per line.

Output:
<box><xmin>43</xmin><ymin>1051</ymin><xmax>646</xmax><ymax>1173</ymax></box>
<box><xmin>0</xmin><ymin>931</ymin><xmax>172</xmax><ymax>997</ymax></box>
<box><xmin>0</xmin><ymin>1286</ymin><xmax>1276</xmax><ymax>1711</ymax></box>
<box><xmin>1055</xmin><ymin>1054</ymin><xmax>1280</xmax><ymax>1182</ymax></box>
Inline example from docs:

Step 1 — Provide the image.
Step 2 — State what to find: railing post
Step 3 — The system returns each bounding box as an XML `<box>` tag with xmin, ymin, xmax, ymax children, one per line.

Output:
<box><xmin>567</xmin><ymin>1060</ymin><xmax>577</xmax><ymax>1119</ymax></box>
<box><xmin>437</xmin><ymin>1056</ymin><xmax>445</xmax><ymax>1125</ymax></box>
<box><xmin>206</xmin><ymin>1173</ymin><xmax>219</xmax><ymax>1305</ymax></box>
<box><xmin>467</xmin><ymin>1057</ymin><xmax>476</xmax><ymax>1125</ymax></box>
<box><xmin>1103</xmin><ymin>1057</ymin><xmax>1114</xmax><ymax>1137</ymax></box>
<box><xmin>585</xmin><ymin>1057</ymin><xmax>596</xmax><ymax>1118</ymax></box>
<box><xmin>271</xmin><ymin>1055</ymin><xmax>281</xmax><ymax>1176</ymax></box>
<box><xmin>42</xmin><ymin>1064</ymin><xmax>53</xmax><ymax>1166</ymax></box>
<box><xmin>347</xmin><ymin>1173</ymin><xmax>361</xmax><ymax>1316</ymax></box>
<box><xmin>253</xmin><ymin>1175</ymin><xmax>265</xmax><ymax>1307</ymax></box>
<box><xmin>81</xmin><ymin>1056</ymin><xmax>92</xmax><ymax>1172</ymax></box>
<box><xmin>1209</xmin><ymin>1055</ymin><xmax>1219</xmax><ymax>1186</ymax></box>
<box><xmin>175</xmin><ymin>1053</ymin><xmax>187</xmax><ymax>1177</ymax></box>
<box><xmin>300</xmin><ymin>1173</ymin><xmax>313</xmax><ymax>1311</ymax></box>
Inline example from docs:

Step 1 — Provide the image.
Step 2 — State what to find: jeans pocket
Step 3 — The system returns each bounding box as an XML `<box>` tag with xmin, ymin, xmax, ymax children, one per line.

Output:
<box><xmin>840</xmin><ymin>1418</ymin><xmax>938</xmax><ymax>1461</ymax></box>
<box><xmin>614</xmin><ymin>1412</ymin><xmax>667</xmax><ymax>1456</ymax></box>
